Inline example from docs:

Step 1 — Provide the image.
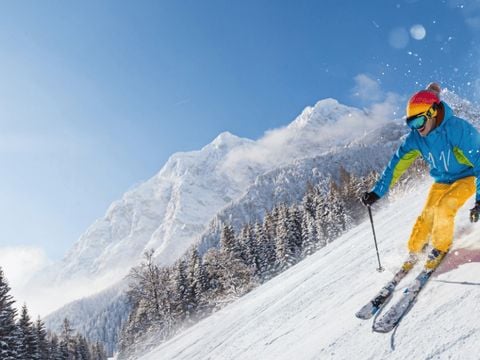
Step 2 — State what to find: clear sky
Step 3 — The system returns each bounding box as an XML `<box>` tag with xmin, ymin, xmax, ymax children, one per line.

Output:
<box><xmin>0</xmin><ymin>0</ymin><xmax>479</xmax><ymax>272</ymax></box>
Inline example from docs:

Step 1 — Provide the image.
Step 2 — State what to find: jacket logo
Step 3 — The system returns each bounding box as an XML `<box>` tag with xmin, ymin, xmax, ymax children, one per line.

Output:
<box><xmin>428</xmin><ymin>150</ymin><xmax>451</xmax><ymax>172</ymax></box>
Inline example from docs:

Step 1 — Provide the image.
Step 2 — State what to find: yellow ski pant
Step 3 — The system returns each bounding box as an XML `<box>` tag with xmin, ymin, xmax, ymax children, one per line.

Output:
<box><xmin>408</xmin><ymin>176</ymin><xmax>475</xmax><ymax>253</ymax></box>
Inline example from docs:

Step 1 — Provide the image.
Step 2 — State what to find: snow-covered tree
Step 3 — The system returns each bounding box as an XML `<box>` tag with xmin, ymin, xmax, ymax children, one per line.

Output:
<box><xmin>48</xmin><ymin>333</ymin><xmax>62</xmax><ymax>360</ymax></box>
<box><xmin>17</xmin><ymin>304</ymin><xmax>38</xmax><ymax>360</ymax></box>
<box><xmin>59</xmin><ymin>318</ymin><xmax>75</xmax><ymax>360</ymax></box>
<box><xmin>0</xmin><ymin>267</ymin><xmax>19</xmax><ymax>360</ymax></box>
<box><xmin>238</xmin><ymin>224</ymin><xmax>258</xmax><ymax>273</ymax></box>
<box><xmin>127</xmin><ymin>249</ymin><xmax>162</xmax><ymax>320</ymax></box>
<box><xmin>34</xmin><ymin>317</ymin><xmax>49</xmax><ymax>360</ymax></box>
<box><xmin>172</xmin><ymin>259</ymin><xmax>189</xmax><ymax>323</ymax></box>
<box><xmin>90</xmin><ymin>341</ymin><xmax>107</xmax><ymax>360</ymax></box>
<box><xmin>220</xmin><ymin>224</ymin><xmax>242</xmax><ymax>260</ymax></box>
<box><xmin>275</xmin><ymin>204</ymin><xmax>298</xmax><ymax>271</ymax></box>
<box><xmin>301</xmin><ymin>211</ymin><xmax>318</xmax><ymax>257</ymax></box>
<box><xmin>260</xmin><ymin>216</ymin><xmax>277</xmax><ymax>280</ymax></box>
<box><xmin>74</xmin><ymin>335</ymin><xmax>91</xmax><ymax>360</ymax></box>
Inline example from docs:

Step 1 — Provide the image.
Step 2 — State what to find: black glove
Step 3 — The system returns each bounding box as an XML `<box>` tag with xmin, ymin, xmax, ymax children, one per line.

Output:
<box><xmin>361</xmin><ymin>191</ymin><xmax>380</xmax><ymax>207</ymax></box>
<box><xmin>470</xmin><ymin>201</ymin><xmax>480</xmax><ymax>223</ymax></box>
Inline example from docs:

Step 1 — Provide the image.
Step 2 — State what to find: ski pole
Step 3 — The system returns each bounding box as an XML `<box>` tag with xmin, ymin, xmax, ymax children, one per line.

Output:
<box><xmin>367</xmin><ymin>205</ymin><xmax>384</xmax><ymax>272</ymax></box>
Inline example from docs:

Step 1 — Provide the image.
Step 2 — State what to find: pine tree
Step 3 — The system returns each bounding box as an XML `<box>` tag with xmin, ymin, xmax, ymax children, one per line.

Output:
<box><xmin>314</xmin><ymin>192</ymin><xmax>328</xmax><ymax>248</ymax></box>
<box><xmin>59</xmin><ymin>338</ymin><xmax>69</xmax><ymax>359</ymax></box>
<box><xmin>218</xmin><ymin>223</ymin><xmax>252</xmax><ymax>298</ymax></box>
<box><xmin>0</xmin><ymin>267</ymin><xmax>19</xmax><ymax>360</ymax></box>
<box><xmin>90</xmin><ymin>341</ymin><xmax>107</xmax><ymax>360</ymax></box>
<box><xmin>260</xmin><ymin>213</ymin><xmax>277</xmax><ymax>280</ymax></box>
<box><xmin>34</xmin><ymin>317</ymin><xmax>49</xmax><ymax>360</ymax></box>
<box><xmin>220</xmin><ymin>224</ymin><xmax>241</xmax><ymax>259</ymax></box>
<box><xmin>239</xmin><ymin>224</ymin><xmax>257</xmax><ymax>273</ymax></box>
<box><xmin>288</xmin><ymin>206</ymin><xmax>303</xmax><ymax>254</ymax></box>
<box><xmin>59</xmin><ymin>318</ymin><xmax>75</xmax><ymax>360</ymax></box>
<box><xmin>324</xmin><ymin>181</ymin><xmax>352</xmax><ymax>240</ymax></box>
<box><xmin>302</xmin><ymin>182</ymin><xmax>316</xmax><ymax>218</ymax></box>
<box><xmin>252</xmin><ymin>222</ymin><xmax>268</xmax><ymax>280</ymax></box>
<box><xmin>202</xmin><ymin>248</ymin><xmax>222</xmax><ymax>304</ymax></box>
<box><xmin>74</xmin><ymin>335</ymin><xmax>91</xmax><ymax>360</ymax></box>
<box><xmin>172</xmin><ymin>259</ymin><xmax>189</xmax><ymax>323</ymax></box>
<box><xmin>48</xmin><ymin>333</ymin><xmax>62</xmax><ymax>360</ymax></box>
<box><xmin>186</xmin><ymin>249</ymin><xmax>202</xmax><ymax>318</ymax></box>
<box><xmin>157</xmin><ymin>267</ymin><xmax>175</xmax><ymax>339</ymax></box>
<box><xmin>339</xmin><ymin>166</ymin><xmax>363</xmax><ymax>219</ymax></box>
<box><xmin>275</xmin><ymin>204</ymin><xmax>297</xmax><ymax>271</ymax></box>
<box><xmin>191</xmin><ymin>251</ymin><xmax>208</xmax><ymax>314</ymax></box>
<box><xmin>17</xmin><ymin>304</ymin><xmax>38</xmax><ymax>360</ymax></box>
<box><xmin>301</xmin><ymin>211</ymin><xmax>318</xmax><ymax>257</ymax></box>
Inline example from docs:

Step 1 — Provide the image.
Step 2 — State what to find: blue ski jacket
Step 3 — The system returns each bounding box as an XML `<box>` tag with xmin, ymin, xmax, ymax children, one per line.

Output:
<box><xmin>372</xmin><ymin>101</ymin><xmax>480</xmax><ymax>201</ymax></box>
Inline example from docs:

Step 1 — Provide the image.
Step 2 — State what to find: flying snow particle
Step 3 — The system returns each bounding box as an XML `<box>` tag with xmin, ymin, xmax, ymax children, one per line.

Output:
<box><xmin>389</xmin><ymin>27</ymin><xmax>409</xmax><ymax>49</ymax></box>
<box><xmin>410</xmin><ymin>24</ymin><xmax>426</xmax><ymax>40</ymax></box>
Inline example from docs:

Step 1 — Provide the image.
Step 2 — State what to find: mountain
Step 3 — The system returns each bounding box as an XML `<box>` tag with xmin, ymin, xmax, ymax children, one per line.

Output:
<box><xmin>135</xmin><ymin>180</ymin><xmax>480</xmax><ymax>360</ymax></box>
<box><xmin>29</xmin><ymin>98</ymin><xmax>377</xmax><ymax>315</ymax></box>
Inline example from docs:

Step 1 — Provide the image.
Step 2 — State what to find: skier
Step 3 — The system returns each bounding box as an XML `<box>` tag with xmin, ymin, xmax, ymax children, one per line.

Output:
<box><xmin>361</xmin><ymin>82</ymin><xmax>480</xmax><ymax>271</ymax></box>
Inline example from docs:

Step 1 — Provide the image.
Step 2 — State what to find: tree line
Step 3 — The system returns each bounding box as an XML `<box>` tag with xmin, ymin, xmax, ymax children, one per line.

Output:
<box><xmin>0</xmin><ymin>267</ymin><xmax>107</xmax><ymax>360</ymax></box>
<box><xmin>118</xmin><ymin>168</ymin><xmax>378</xmax><ymax>357</ymax></box>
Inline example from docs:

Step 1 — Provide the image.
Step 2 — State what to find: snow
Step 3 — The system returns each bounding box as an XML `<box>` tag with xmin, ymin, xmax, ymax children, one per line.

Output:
<box><xmin>136</xmin><ymin>180</ymin><xmax>480</xmax><ymax>360</ymax></box>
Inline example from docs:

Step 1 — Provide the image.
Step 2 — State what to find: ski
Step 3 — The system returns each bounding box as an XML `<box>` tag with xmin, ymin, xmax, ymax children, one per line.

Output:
<box><xmin>372</xmin><ymin>251</ymin><xmax>445</xmax><ymax>333</ymax></box>
<box><xmin>355</xmin><ymin>260</ymin><xmax>414</xmax><ymax>320</ymax></box>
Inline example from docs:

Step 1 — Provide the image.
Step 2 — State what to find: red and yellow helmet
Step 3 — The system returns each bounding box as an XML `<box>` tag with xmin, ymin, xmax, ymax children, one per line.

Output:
<box><xmin>406</xmin><ymin>90</ymin><xmax>440</xmax><ymax>118</ymax></box>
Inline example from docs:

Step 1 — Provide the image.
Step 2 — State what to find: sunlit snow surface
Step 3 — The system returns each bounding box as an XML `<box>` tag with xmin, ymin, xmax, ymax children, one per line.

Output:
<box><xmin>137</xmin><ymin>181</ymin><xmax>480</xmax><ymax>360</ymax></box>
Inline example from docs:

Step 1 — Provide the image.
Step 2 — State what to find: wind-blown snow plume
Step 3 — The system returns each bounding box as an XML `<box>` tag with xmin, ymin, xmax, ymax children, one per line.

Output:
<box><xmin>221</xmin><ymin>89</ymin><xmax>400</xmax><ymax>178</ymax></box>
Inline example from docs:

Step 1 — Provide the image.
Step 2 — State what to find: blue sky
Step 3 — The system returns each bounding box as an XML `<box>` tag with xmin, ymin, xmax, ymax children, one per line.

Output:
<box><xmin>0</xmin><ymin>0</ymin><xmax>479</xmax><ymax>269</ymax></box>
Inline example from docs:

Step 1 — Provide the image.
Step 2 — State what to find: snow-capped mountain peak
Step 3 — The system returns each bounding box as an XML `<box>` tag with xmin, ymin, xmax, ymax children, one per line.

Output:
<box><xmin>208</xmin><ymin>131</ymin><xmax>244</xmax><ymax>148</ymax></box>
<box><xmin>289</xmin><ymin>98</ymin><xmax>364</xmax><ymax>130</ymax></box>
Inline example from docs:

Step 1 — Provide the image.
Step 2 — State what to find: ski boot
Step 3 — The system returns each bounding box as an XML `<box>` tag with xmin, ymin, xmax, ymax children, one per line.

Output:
<box><xmin>401</xmin><ymin>252</ymin><xmax>418</xmax><ymax>272</ymax></box>
<box><xmin>424</xmin><ymin>248</ymin><xmax>446</xmax><ymax>271</ymax></box>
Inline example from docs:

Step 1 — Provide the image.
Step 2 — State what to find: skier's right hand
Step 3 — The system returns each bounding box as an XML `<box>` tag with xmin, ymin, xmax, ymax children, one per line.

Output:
<box><xmin>361</xmin><ymin>191</ymin><xmax>379</xmax><ymax>207</ymax></box>
<box><xmin>470</xmin><ymin>201</ymin><xmax>480</xmax><ymax>223</ymax></box>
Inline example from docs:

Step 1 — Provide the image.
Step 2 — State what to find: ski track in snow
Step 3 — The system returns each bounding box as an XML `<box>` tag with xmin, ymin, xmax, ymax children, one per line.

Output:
<box><xmin>135</xmin><ymin>180</ymin><xmax>480</xmax><ymax>360</ymax></box>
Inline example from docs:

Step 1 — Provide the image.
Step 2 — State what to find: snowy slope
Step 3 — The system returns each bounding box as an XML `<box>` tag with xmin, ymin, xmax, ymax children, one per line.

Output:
<box><xmin>137</xmin><ymin>180</ymin><xmax>480</xmax><ymax>360</ymax></box>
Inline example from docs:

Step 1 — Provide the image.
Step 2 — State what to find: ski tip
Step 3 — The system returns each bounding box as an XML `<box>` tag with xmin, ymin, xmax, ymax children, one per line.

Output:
<box><xmin>372</xmin><ymin>323</ymin><xmax>395</xmax><ymax>333</ymax></box>
<box><xmin>355</xmin><ymin>312</ymin><xmax>373</xmax><ymax>320</ymax></box>
<box><xmin>355</xmin><ymin>305</ymin><xmax>378</xmax><ymax>320</ymax></box>
<box><xmin>372</xmin><ymin>327</ymin><xmax>393</xmax><ymax>334</ymax></box>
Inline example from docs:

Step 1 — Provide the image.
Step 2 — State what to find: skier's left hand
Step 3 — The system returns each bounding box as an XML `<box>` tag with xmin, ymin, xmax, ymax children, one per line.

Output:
<box><xmin>361</xmin><ymin>191</ymin><xmax>380</xmax><ymax>207</ymax></box>
<box><xmin>470</xmin><ymin>201</ymin><xmax>480</xmax><ymax>223</ymax></box>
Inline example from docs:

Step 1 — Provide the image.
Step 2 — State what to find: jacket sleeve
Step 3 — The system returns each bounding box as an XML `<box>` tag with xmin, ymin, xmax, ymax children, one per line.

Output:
<box><xmin>372</xmin><ymin>133</ymin><xmax>421</xmax><ymax>198</ymax></box>
<box><xmin>451</xmin><ymin>118</ymin><xmax>480</xmax><ymax>201</ymax></box>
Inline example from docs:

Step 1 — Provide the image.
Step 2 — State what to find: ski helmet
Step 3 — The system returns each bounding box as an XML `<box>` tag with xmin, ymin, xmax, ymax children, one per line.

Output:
<box><xmin>406</xmin><ymin>89</ymin><xmax>441</xmax><ymax>118</ymax></box>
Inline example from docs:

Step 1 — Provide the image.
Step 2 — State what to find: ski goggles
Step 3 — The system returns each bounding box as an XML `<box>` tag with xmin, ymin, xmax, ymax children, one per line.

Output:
<box><xmin>406</xmin><ymin>105</ymin><xmax>437</xmax><ymax>130</ymax></box>
<box><xmin>406</xmin><ymin>113</ymin><xmax>428</xmax><ymax>130</ymax></box>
